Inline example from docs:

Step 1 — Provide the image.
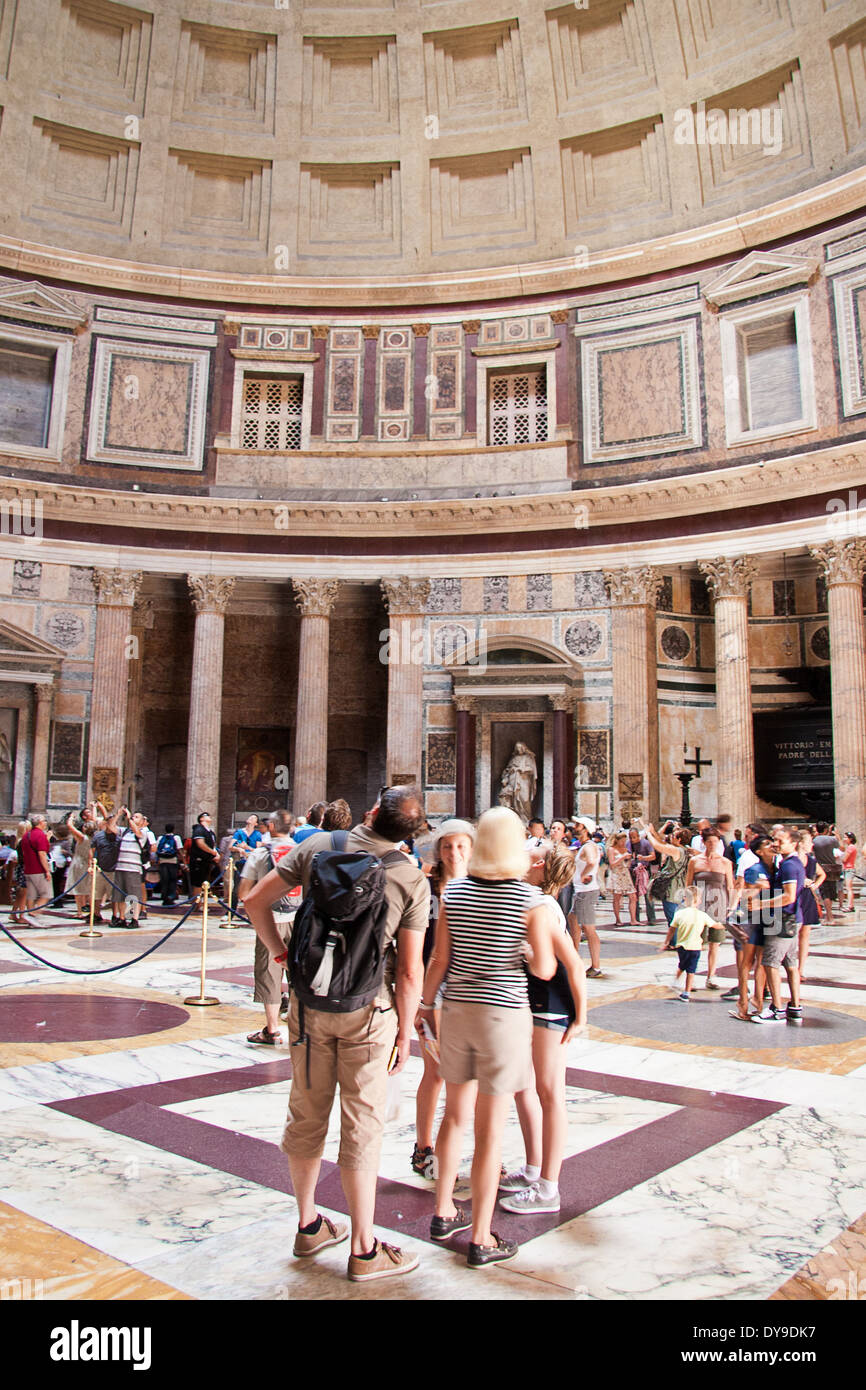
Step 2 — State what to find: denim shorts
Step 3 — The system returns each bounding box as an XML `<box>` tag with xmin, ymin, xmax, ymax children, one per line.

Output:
<box><xmin>532</xmin><ymin>1015</ymin><xmax>569</xmax><ymax>1033</ymax></box>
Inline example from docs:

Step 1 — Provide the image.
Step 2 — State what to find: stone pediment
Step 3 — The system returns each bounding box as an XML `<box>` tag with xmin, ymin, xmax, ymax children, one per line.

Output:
<box><xmin>703</xmin><ymin>252</ymin><xmax>819</xmax><ymax>308</ymax></box>
<box><xmin>0</xmin><ymin>618</ymin><xmax>64</xmax><ymax>665</ymax></box>
<box><xmin>0</xmin><ymin>280</ymin><xmax>88</xmax><ymax>330</ymax></box>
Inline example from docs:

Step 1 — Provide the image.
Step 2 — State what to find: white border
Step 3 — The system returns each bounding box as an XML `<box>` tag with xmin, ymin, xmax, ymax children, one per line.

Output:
<box><xmin>580</xmin><ymin>319</ymin><xmax>701</xmax><ymax>464</ymax></box>
<box><xmin>719</xmin><ymin>291</ymin><xmax>816</xmax><ymax>446</ymax></box>
<box><xmin>475</xmin><ymin>348</ymin><xmax>558</xmax><ymax>447</ymax></box>
<box><xmin>229</xmin><ymin>356</ymin><xmax>314</xmax><ymax>452</ymax></box>
<box><xmin>0</xmin><ymin>324</ymin><xmax>72</xmax><ymax>462</ymax></box>
<box><xmin>832</xmin><ymin>266</ymin><xmax>866</xmax><ymax>418</ymax></box>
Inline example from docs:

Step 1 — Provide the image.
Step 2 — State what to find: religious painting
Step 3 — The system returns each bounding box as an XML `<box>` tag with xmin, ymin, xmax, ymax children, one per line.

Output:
<box><xmin>490</xmin><ymin>721</ymin><xmax>543</xmax><ymax>821</ymax></box>
<box><xmin>0</xmin><ymin>707</ymin><xmax>18</xmax><ymax>815</ymax></box>
<box><xmin>577</xmin><ymin>729</ymin><xmax>609</xmax><ymax>788</ymax></box>
<box><xmin>236</xmin><ymin>727</ymin><xmax>290</xmax><ymax>814</ymax></box>
<box><xmin>50</xmin><ymin>721</ymin><xmax>86</xmax><ymax>779</ymax></box>
<box><xmin>92</xmin><ymin>765</ymin><xmax>118</xmax><ymax>812</ymax></box>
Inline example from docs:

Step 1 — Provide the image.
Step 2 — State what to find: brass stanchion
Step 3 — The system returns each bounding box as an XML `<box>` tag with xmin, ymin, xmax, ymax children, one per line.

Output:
<box><xmin>219</xmin><ymin>856</ymin><xmax>239</xmax><ymax>928</ymax></box>
<box><xmin>79</xmin><ymin>861</ymin><xmax>102</xmax><ymax>939</ymax></box>
<box><xmin>184</xmin><ymin>879</ymin><xmax>219</xmax><ymax>1007</ymax></box>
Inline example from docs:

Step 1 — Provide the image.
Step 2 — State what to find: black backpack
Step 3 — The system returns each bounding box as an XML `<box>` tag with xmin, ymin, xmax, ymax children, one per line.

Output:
<box><xmin>290</xmin><ymin>831</ymin><xmax>404</xmax><ymax>1015</ymax></box>
<box><xmin>93</xmin><ymin>829</ymin><xmax>121</xmax><ymax>873</ymax></box>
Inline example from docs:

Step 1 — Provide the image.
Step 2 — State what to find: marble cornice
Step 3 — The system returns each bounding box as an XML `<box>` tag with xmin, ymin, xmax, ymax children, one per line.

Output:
<box><xmin>0</xmin><ymin>168</ymin><xmax>864</xmax><ymax>308</ymax></box>
<box><xmin>1</xmin><ymin>442</ymin><xmax>864</xmax><ymax>541</ymax></box>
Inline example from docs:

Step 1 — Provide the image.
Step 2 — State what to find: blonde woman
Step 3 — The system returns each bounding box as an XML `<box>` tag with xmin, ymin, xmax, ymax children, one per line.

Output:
<box><xmin>418</xmin><ymin>807</ymin><xmax>556</xmax><ymax>1269</ymax></box>
<box><xmin>608</xmin><ymin>832</ymin><xmax>636</xmax><ymax>926</ymax></box>
<box><xmin>411</xmin><ymin>818</ymin><xmax>475</xmax><ymax>1180</ymax></box>
<box><xmin>500</xmin><ymin>842</ymin><xmax>587</xmax><ymax>1214</ymax></box>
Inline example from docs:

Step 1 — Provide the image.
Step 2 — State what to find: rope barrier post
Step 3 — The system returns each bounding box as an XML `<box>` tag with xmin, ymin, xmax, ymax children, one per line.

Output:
<box><xmin>219</xmin><ymin>856</ymin><xmax>239</xmax><ymax>929</ymax></box>
<box><xmin>79</xmin><ymin>861</ymin><xmax>102</xmax><ymax>939</ymax></box>
<box><xmin>184</xmin><ymin>879</ymin><xmax>219</xmax><ymax>1007</ymax></box>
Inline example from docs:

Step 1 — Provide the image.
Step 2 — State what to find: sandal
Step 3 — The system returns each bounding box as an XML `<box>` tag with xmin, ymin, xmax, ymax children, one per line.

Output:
<box><xmin>247</xmin><ymin>1027</ymin><xmax>281</xmax><ymax>1046</ymax></box>
<box><xmin>728</xmin><ymin>1010</ymin><xmax>751</xmax><ymax>1021</ymax></box>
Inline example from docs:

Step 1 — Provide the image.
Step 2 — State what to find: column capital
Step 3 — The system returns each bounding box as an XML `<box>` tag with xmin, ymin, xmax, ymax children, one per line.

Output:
<box><xmin>454</xmin><ymin>694</ymin><xmax>478</xmax><ymax>714</ymax></box>
<box><xmin>362</xmin><ymin>324</ymin><xmax>381</xmax><ymax>339</ymax></box>
<box><xmin>312</xmin><ymin>325</ymin><xmax>329</xmax><ymax>340</ymax></box>
<box><xmin>92</xmin><ymin>568</ymin><xmax>143</xmax><ymax>607</ymax></box>
<box><xmin>132</xmin><ymin>597</ymin><xmax>155</xmax><ymax>629</ymax></box>
<box><xmin>187</xmin><ymin>574</ymin><xmax>235</xmax><ymax>616</ymax></box>
<box><xmin>549</xmin><ymin>692</ymin><xmax>575</xmax><ymax>712</ymax></box>
<box><xmin>34</xmin><ymin>680</ymin><xmax>54</xmax><ymax>704</ymax></box>
<box><xmin>381</xmin><ymin>576</ymin><xmax>430</xmax><ymax>615</ymax></box>
<box><xmin>292</xmin><ymin>578</ymin><xmax>340</xmax><ymax>618</ymax></box>
<box><xmin>809</xmin><ymin>539</ymin><xmax>866</xmax><ymax>586</ymax></box>
<box><xmin>411</xmin><ymin>323</ymin><xmax>431</xmax><ymax>337</ymax></box>
<box><xmin>462</xmin><ymin>320</ymin><xmax>481</xmax><ymax>334</ymax></box>
<box><xmin>603</xmin><ymin>565</ymin><xmax>662</xmax><ymax>607</ymax></box>
<box><xmin>698</xmin><ymin>556</ymin><xmax>757</xmax><ymax>600</ymax></box>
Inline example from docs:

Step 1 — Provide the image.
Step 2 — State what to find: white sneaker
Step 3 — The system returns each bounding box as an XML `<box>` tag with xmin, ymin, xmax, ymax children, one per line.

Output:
<box><xmin>499</xmin><ymin>1184</ymin><xmax>560</xmax><ymax>1214</ymax></box>
<box><xmin>498</xmin><ymin>1169</ymin><xmax>535</xmax><ymax>1193</ymax></box>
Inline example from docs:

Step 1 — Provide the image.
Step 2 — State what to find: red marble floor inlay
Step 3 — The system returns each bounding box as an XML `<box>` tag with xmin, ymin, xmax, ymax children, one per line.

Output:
<box><xmin>0</xmin><ymin>994</ymin><xmax>190</xmax><ymax>1042</ymax></box>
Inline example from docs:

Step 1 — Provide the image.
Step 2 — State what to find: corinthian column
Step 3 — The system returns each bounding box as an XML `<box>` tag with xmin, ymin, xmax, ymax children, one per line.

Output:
<box><xmin>88</xmin><ymin>568</ymin><xmax>143</xmax><ymax>809</ymax></box>
<box><xmin>698</xmin><ymin>556</ymin><xmax>757</xmax><ymax>829</ymax></box>
<box><xmin>809</xmin><ymin>539</ymin><xmax>866</xmax><ymax>832</ymax></box>
<box><xmin>381</xmin><ymin>577</ymin><xmax>430</xmax><ymax>787</ymax></box>
<box><xmin>30</xmin><ymin>681</ymin><xmax>54</xmax><ymax>811</ymax></box>
<box><xmin>604</xmin><ymin>566</ymin><xmax>662</xmax><ymax>823</ymax></box>
<box><xmin>292</xmin><ymin>578</ymin><xmax>340</xmax><ymax>814</ymax></box>
<box><xmin>184</xmin><ymin>575</ymin><xmax>235</xmax><ymax>831</ymax></box>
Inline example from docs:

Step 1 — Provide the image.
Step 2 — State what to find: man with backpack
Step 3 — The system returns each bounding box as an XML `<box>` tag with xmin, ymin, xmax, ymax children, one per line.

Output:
<box><xmin>156</xmin><ymin>824</ymin><xmax>183</xmax><ymax>906</ymax></box>
<box><xmin>244</xmin><ymin>786</ymin><xmax>429</xmax><ymax>1284</ymax></box>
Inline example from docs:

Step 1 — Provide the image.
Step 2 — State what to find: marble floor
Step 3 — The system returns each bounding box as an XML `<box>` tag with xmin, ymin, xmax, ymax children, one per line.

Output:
<box><xmin>1</xmin><ymin>893</ymin><xmax>866</xmax><ymax>1306</ymax></box>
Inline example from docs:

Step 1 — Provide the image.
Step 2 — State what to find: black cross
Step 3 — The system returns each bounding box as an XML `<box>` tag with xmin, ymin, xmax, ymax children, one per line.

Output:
<box><xmin>684</xmin><ymin>746</ymin><xmax>712</xmax><ymax>778</ymax></box>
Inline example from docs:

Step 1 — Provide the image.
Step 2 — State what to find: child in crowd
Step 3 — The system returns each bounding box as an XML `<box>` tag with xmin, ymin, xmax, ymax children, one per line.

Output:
<box><xmin>662</xmin><ymin>886</ymin><xmax>726</xmax><ymax>1002</ymax></box>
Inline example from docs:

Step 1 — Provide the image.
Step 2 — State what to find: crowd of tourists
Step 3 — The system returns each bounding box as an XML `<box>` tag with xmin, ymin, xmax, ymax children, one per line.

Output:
<box><xmin>3</xmin><ymin>791</ymin><xmax>862</xmax><ymax>1284</ymax></box>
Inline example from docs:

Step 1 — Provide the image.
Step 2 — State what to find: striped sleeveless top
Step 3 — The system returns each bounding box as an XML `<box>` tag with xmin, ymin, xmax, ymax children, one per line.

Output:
<box><xmin>441</xmin><ymin>875</ymin><xmax>538</xmax><ymax>1009</ymax></box>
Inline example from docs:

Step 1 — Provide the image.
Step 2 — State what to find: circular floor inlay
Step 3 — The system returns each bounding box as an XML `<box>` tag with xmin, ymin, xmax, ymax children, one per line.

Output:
<box><xmin>64</xmin><ymin>933</ymin><xmax>235</xmax><ymax>956</ymax></box>
<box><xmin>0</xmin><ymin>994</ymin><xmax>189</xmax><ymax>1042</ymax></box>
<box><xmin>587</xmin><ymin>998</ymin><xmax>865</xmax><ymax>1049</ymax></box>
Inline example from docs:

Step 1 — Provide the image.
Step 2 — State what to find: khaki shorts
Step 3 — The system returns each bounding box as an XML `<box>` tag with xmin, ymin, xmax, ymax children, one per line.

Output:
<box><xmin>761</xmin><ymin>932</ymin><xmax>799</xmax><ymax>971</ymax></box>
<box><xmin>706</xmin><ymin>926</ymin><xmax>726</xmax><ymax>945</ymax></box>
<box><xmin>25</xmin><ymin>873</ymin><xmax>51</xmax><ymax>903</ymax></box>
<box><xmin>439</xmin><ymin>999</ymin><xmax>533</xmax><ymax>1097</ymax></box>
<box><xmin>281</xmin><ymin>996</ymin><xmax>397</xmax><ymax>1171</ymax></box>
<box><xmin>253</xmin><ymin>914</ymin><xmax>292</xmax><ymax>1008</ymax></box>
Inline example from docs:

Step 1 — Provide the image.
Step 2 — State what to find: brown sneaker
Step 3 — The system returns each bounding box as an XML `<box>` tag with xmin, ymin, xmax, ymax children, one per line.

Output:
<box><xmin>293</xmin><ymin>1215</ymin><xmax>349</xmax><ymax>1259</ymax></box>
<box><xmin>347</xmin><ymin>1239</ymin><xmax>419</xmax><ymax>1283</ymax></box>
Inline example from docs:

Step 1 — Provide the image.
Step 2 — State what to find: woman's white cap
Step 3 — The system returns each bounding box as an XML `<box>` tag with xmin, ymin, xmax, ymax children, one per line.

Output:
<box><xmin>433</xmin><ymin>818</ymin><xmax>476</xmax><ymax>849</ymax></box>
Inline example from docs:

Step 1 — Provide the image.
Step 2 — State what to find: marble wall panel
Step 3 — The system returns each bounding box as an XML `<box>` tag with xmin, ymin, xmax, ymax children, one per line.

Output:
<box><xmin>12</xmin><ymin>560</ymin><xmax>40</xmax><ymax>597</ymax></box>
<box><xmin>563</xmin><ymin>613</ymin><xmax>608</xmax><ymax>662</ymax></box>
<box><xmin>576</xmin><ymin>728</ymin><xmax>610</xmax><ymax>788</ymax></box>
<box><xmin>483</xmin><ymin>576</ymin><xmax>509</xmax><ymax>613</ymax></box>
<box><xmin>68</xmin><ymin>566</ymin><xmax>95</xmax><ymax>602</ymax></box>
<box><xmin>805</xmin><ymin>619</ymin><xmax>831</xmax><ymax>665</ymax></box>
<box><xmin>462</xmin><ymin>578</ymin><xmax>483</xmax><ymax>613</ymax></box>
<box><xmin>426</xmin><ymin>790</ymin><xmax>456</xmax><ymax>815</ymax></box>
<box><xmin>54</xmin><ymin>691</ymin><xmax>87</xmax><ymax>719</ymax></box>
<box><xmin>426</xmin><ymin>731</ymin><xmax>456</xmax><ymax>785</ymax></box>
<box><xmin>426</xmin><ymin>703</ymin><xmax>455</xmax><ymax>728</ymax></box>
<box><xmin>87</xmin><ymin>340</ymin><xmax>210</xmax><ymax>470</ymax></box>
<box><xmin>40</xmin><ymin>606</ymin><xmax>90</xmax><ymax>658</ymax></box>
<box><xmin>325</xmin><ymin>331</ymin><xmax>363</xmax><ymax>442</ymax></box>
<box><xmin>576</xmin><ymin>700</ymin><xmax>611</xmax><ymax>727</ymax></box>
<box><xmin>745</xmin><ymin>621</ymin><xmax>800</xmax><ymax>669</ymax></box>
<box><xmin>657</xmin><ymin>618</ymin><xmax>696</xmax><ymax>667</ymax></box>
<box><xmin>658</xmin><ymin>701</ymin><xmax>719</xmax><ymax>819</ymax></box>
<box><xmin>427</xmin><ymin>578</ymin><xmax>462</xmax><ymax>614</ymax></box>
<box><xmin>50</xmin><ymin>720</ymin><xmax>85</xmax><ymax>778</ymax></box>
<box><xmin>574</xmin><ymin>570</ymin><xmax>607</xmax><ymax>608</ymax></box>
<box><xmin>38</xmin><ymin>564</ymin><xmax>68</xmax><ymax>601</ymax></box>
<box><xmin>581</xmin><ymin>320</ymin><xmax>701</xmax><ymax>463</ymax></box>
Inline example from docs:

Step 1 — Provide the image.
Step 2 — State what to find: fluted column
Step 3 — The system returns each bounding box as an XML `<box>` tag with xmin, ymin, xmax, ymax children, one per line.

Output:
<box><xmin>809</xmin><ymin>539</ymin><xmax>866</xmax><ymax>831</ymax></box>
<box><xmin>455</xmin><ymin>694</ymin><xmax>477</xmax><ymax>819</ymax></box>
<box><xmin>124</xmin><ymin>598</ymin><xmax>153</xmax><ymax>809</ymax></box>
<box><xmin>604</xmin><ymin>566</ymin><xmax>662</xmax><ymax>823</ymax></box>
<box><xmin>292</xmin><ymin>578</ymin><xmax>340</xmax><ymax>813</ymax></box>
<box><xmin>30</xmin><ymin>681</ymin><xmax>54</xmax><ymax>811</ymax></box>
<box><xmin>88</xmin><ymin>568</ymin><xmax>143</xmax><ymax>809</ymax></box>
<box><xmin>184</xmin><ymin>575</ymin><xmax>235</xmax><ymax>830</ymax></box>
<box><xmin>550</xmin><ymin>692</ymin><xmax>575</xmax><ymax>820</ymax></box>
<box><xmin>698</xmin><ymin>556</ymin><xmax>758</xmax><ymax>829</ymax></box>
<box><xmin>381</xmin><ymin>577</ymin><xmax>430</xmax><ymax>787</ymax></box>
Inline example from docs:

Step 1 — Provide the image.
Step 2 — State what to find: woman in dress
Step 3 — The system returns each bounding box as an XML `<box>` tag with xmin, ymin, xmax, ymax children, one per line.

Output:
<box><xmin>411</xmin><ymin>818</ymin><xmax>475</xmax><ymax>1180</ymax></box>
<box><xmin>685</xmin><ymin>831</ymin><xmax>734</xmax><ymax>989</ymax></box>
<box><xmin>607</xmin><ymin>831</ymin><xmax>636</xmax><ymax>926</ymax></box>
<box><xmin>418</xmin><ymin>807</ymin><xmax>556</xmax><ymax>1269</ymax></box>
<box><xmin>66</xmin><ymin>808</ymin><xmax>98</xmax><ymax>921</ymax></box>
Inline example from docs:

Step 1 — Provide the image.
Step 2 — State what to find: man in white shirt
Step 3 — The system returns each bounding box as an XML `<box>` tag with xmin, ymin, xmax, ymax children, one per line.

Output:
<box><xmin>568</xmin><ymin>818</ymin><xmax>604</xmax><ymax>978</ymax></box>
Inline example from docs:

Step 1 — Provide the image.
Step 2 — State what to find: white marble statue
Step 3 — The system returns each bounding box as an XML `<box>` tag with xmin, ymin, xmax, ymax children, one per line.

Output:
<box><xmin>497</xmin><ymin>741</ymin><xmax>538</xmax><ymax>823</ymax></box>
